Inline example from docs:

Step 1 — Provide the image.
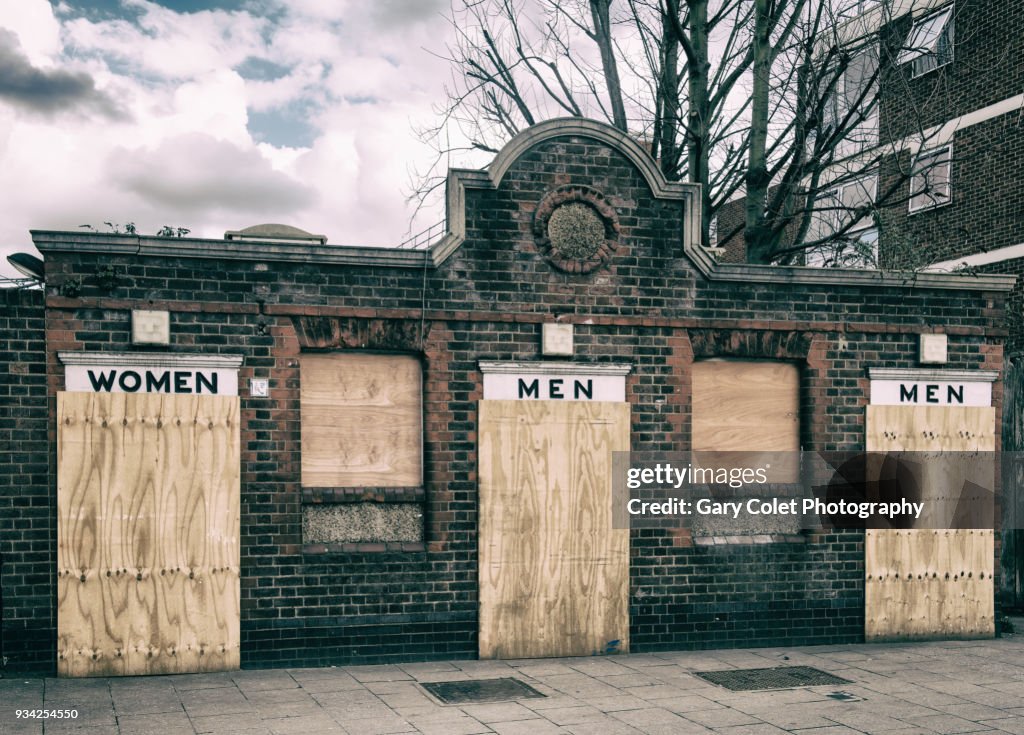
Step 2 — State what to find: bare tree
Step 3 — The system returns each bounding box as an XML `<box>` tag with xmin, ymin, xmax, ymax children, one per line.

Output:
<box><xmin>417</xmin><ymin>0</ymin><xmax>978</xmax><ymax>265</ymax></box>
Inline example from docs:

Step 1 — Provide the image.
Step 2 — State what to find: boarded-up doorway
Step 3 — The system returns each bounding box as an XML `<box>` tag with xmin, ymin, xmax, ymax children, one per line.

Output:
<box><xmin>57</xmin><ymin>392</ymin><xmax>240</xmax><ymax>676</ymax></box>
<box><xmin>865</xmin><ymin>405</ymin><xmax>995</xmax><ymax>640</ymax></box>
<box><xmin>478</xmin><ymin>400</ymin><xmax>630</xmax><ymax>659</ymax></box>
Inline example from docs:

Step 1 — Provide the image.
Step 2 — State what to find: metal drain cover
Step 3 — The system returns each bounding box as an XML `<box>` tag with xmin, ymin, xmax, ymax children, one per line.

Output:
<box><xmin>695</xmin><ymin>666</ymin><xmax>852</xmax><ymax>691</ymax></box>
<box><xmin>421</xmin><ymin>677</ymin><xmax>547</xmax><ymax>704</ymax></box>
<box><xmin>826</xmin><ymin>691</ymin><xmax>864</xmax><ymax>702</ymax></box>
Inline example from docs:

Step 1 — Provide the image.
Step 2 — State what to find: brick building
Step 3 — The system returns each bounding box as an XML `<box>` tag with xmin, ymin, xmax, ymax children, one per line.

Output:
<box><xmin>714</xmin><ymin>1</ymin><xmax>1022</xmax><ymax>280</ymax></box>
<box><xmin>863</xmin><ymin>0</ymin><xmax>1024</xmax><ymax>607</ymax></box>
<box><xmin>713</xmin><ymin>0</ymin><xmax>1024</xmax><ymax>606</ymax></box>
<box><xmin>868</xmin><ymin>0</ymin><xmax>1024</xmax><ymax>329</ymax></box>
<box><xmin>0</xmin><ymin>118</ymin><xmax>1013</xmax><ymax>674</ymax></box>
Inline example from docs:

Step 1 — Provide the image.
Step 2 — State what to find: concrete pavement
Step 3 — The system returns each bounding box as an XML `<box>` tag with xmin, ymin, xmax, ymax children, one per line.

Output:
<box><xmin>3</xmin><ymin>626</ymin><xmax>1024</xmax><ymax>735</ymax></box>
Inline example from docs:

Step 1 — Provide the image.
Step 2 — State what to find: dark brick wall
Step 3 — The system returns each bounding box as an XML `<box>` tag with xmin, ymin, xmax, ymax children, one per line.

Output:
<box><xmin>0</xmin><ymin>288</ymin><xmax>50</xmax><ymax>671</ymax></box>
<box><xmin>877</xmin><ymin>0</ymin><xmax>1024</xmax><ymax>273</ymax></box>
<box><xmin>9</xmin><ymin>133</ymin><xmax>1008</xmax><ymax>671</ymax></box>
<box><xmin>878</xmin><ymin>115</ymin><xmax>1024</xmax><ymax>271</ymax></box>
<box><xmin>978</xmin><ymin>256</ymin><xmax>1024</xmax><ymax>356</ymax></box>
<box><xmin>632</xmin><ymin>531</ymin><xmax>864</xmax><ymax>648</ymax></box>
<box><xmin>881</xmin><ymin>0</ymin><xmax>1024</xmax><ymax>137</ymax></box>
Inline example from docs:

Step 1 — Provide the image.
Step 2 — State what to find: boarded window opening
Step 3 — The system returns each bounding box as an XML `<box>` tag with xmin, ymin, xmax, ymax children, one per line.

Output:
<box><xmin>691</xmin><ymin>360</ymin><xmax>801</xmax><ymax>536</ymax></box>
<box><xmin>691</xmin><ymin>360</ymin><xmax>799</xmax><ymax>453</ymax></box>
<box><xmin>300</xmin><ymin>353</ymin><xmax>423</xmax><ymax>488</ymax></box>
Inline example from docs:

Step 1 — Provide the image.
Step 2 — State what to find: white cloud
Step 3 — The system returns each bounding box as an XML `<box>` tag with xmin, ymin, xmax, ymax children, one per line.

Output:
<box><xmin>0</xmin><ymin>0</ymin><xmax>475</xmax><ymax>276</ymax></box>
<box><xmin>245</xmin><ymin>62</ymin><xmax>328</xmax><ymax>112</ymax></box>
<box><xmin>0</xmin><ymin>0</ymin><xmax>61</xmax><ymax>67</ymax></box>
<box><xmin>109</xmin><ymin>132</ymin><xmax>316</xmax><ymax>213</ymax></box>
<box><xmin>0</xmin><ymin>30</ymin><xmax>125</xmax><ymax>119</ymax></box>
<box><xmin>63</xmin><ymin>2</ymin><xmax>270</xmax><ymax>78</ymax></box>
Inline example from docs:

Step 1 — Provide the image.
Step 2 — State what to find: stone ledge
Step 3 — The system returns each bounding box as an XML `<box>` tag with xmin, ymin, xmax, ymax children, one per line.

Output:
<box><xmin>693</xmin><ymin>533</ymin><xmax>808</xmax><ymax>546</ymax></box>
<box><xmin>302</xmin><ymin>542</ymin><xmax>427</xmax><ymax>554</ymax></box>
<box><xmin>301</xmin><ymin>487</ymin><xmax>425</xmax><ymax>504</ymax></box>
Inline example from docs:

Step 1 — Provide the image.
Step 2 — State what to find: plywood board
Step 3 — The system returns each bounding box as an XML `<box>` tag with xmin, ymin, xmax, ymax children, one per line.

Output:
<box><xmin>865</xmin><ymin>529</ymin><xmax>994</xmax><ymax>640</ymax></box>
<box><xmin>57</xmin><ymin>392</ymin><xmax>240</xmax><ymax>676</ymax></box>
<box><xmin>478</xmin><ymin>400</ymin><xmax>630</xmax><ymax>659</ymax></box>
<box><xmin>866</xmin><ymin>406</ymin><xmax>995</xmax><ymax>453</ymax></box>
<box><xmin>691</xmin><ymin>361</ymin><xmax>799</xmax><ymax>452</ymax></box>
<box><xmin>865</xmin><ymin>405</ymin><xmax>995</xmax><ymax>641</ymax></box>
<box><xmin>301</xmin><ymin>353</ymin><xmax>421</xmax><ymax>487</ymax></box>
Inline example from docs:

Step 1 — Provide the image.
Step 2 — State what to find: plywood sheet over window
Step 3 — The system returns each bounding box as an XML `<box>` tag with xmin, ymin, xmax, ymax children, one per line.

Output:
<box><xmin>301</xmin><ymin>353</ymin><xmax>422</xmax><ymax>487</ymax></box>
<box><xmin>691</xmin><ymin>360</ymin><xmax>799</xmax><ymax>451</ymax></box>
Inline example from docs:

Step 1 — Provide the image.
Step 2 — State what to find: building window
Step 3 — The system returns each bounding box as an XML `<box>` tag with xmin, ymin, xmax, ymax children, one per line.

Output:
<box><xmin>820</xmin><ymin>45</ymin><xmax>880</xmax><ymax>153</ymax></box>
<box><xmin>898</xmin><ymin>6</ymin><xmax>954</xmax><ymax>78</ymax></box>
<box><xmin>909</xmin><ymin>145</ymin><xmax>952</xmax><ymax>213</ymax></box>
<box><xmin>805</xmin><ymin>174</ymin><xmax>878</xmax><ymax>268</ymax></box>
<box><xmin>805</xmin><ymin>228</ymin><xmax>878</xmax><ymax>269</ymax></box>
<box><xmin>300</xmin><ymin>352</ymin><xmax>423</xmax><ymax>488</ymax></box>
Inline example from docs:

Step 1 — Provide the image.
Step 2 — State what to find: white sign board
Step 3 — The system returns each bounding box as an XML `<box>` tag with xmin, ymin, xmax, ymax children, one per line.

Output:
<box><xmin>60</xmin><ymin>352</ymin><xmax>242</xmax><ymax>396</ymax></box>
<box><xmin>869</xmin><ymin>369</ymin><xmax>994</xmax><ymax>407</ymax></box>
<box><xmin>480</xmin><ymin>361</ymin><xmax>630</xmax><ymax>402</ymax></box>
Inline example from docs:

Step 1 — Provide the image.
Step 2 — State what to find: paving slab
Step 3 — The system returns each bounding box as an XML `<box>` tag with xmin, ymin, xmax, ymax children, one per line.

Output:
<box><xmin>410</xmin><ymin>719</ymin><xmax>491</xmax><ymax>735</ymax></box>
<box><xmin>978</xmin><ymin>718</ymin><xmax>1024</xmax><ymax>735</ymax></box>
<box><xmin>3</xmin><ymin>631</ymin><xmax>1024</xmax><ymax>734</ymax></box>
<box><xmin>459</xmin><ymin>701</ymin><xmax>540</xmax><ymax>723</ymax></box>
<box><xmin>115</xmin><ymin>712</ymin><xmax>196</xmax><ymax>735</ymax></box>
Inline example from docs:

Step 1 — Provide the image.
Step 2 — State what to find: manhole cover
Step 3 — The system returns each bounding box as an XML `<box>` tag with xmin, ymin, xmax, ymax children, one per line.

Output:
<box><xmin>695</xmin><ymin>666</ymin><xmax>852</xmax><ymax>691</ymax></box>
<box><xmin>420</xmin><ymin>678</ymin><xmax>547</xmax><ymax>704</ymax></box>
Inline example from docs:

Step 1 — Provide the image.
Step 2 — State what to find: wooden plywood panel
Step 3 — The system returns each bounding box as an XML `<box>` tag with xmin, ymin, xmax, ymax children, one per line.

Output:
<box><xmin>865</xmin><ymin>529</ymin><xmax>994</xmax><ymax>640</ymax></box>
<box><xmin>865</xmin><ymin>405</ymin><xmax>995</xmax><ymax>641</ymax></box>
<box><xmin>301</xmin><ymin>353</ymin><xmax>421</xmax><ymax>487</ymax></box>
<box><xmin>478</xmin><ymin>400</ymin><xmax>630</xmax><ymax>659</ymax></box>
<box><xmin>866</xmin><ymin>406</ymin><xmax>995</xmax><ymax>453</ymax></box>
<box><xmin>866</xmin><ymin>405</ymin><xmax>995</xmax><ymax>528</ymax></box>
<box><xmin>692</xmin><ymin>361</ymin><xmax>799</xmax><ymax>452</ymax></box>
<box><xmin>57</xmin><ymin>392</ymin><xmax>240</xmax><ymax>677</ymax></box>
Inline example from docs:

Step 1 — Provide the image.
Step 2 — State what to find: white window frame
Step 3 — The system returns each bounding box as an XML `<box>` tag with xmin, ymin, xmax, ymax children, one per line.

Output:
<box><xmin>805</xmin><ymin>173</ymin><xmax>879</xmax><ymax>269</ymax></box>
<box><xmin>817</xmin><ymin>44</ymin><xmax>880</xmax><ymax>158</ymax></box>
<box><xmin>805</xmin><ymin>227</ymin><xmax>879</xmax><ymax>269</ymax></box>
<box><xmin>908</xmin><ymin>144</ymin><xmax>953</xmax><ymax>214</ymax></box>
<box><xmin>821</xmin><ymin>46</ymin><xmax>879</xmax><ymax>129</ymax></box>
<box><xmin>898</xmin><ymin>5</ymin><xmax>954</xmax><ymax>78</ymax></box>
<box><xmin>808</xmin><ymin>173</ymin><xmax>878</xmax><ymax>240</ymax></box>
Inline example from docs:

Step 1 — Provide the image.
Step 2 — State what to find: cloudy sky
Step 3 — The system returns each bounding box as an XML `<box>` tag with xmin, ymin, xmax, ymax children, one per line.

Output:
<box><xmin>0</xmin><ymin>0</ymin><xmax>487</xmax><ymax>277</ymax></box>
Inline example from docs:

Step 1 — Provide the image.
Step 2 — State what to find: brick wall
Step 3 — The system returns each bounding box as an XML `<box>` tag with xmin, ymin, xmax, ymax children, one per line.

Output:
<box><xmin>10</xmin><ymin>130</ymin><xmax>1009</xmax><ymax>671</ymax></box>
<box><xmin>878</xmin><ymin>115</ymin><xmax>1024</xmax><ymax>269</ymax></box>
<box><xmin>881</xmin><ymin>0</ymin><xmax>1024</xmax><ymax>137</ymax></box>
<box><xmin>876</xmin><ymin>0</ymin><xmax>1024</xmax><ymax>280</ymax></box>
<box><xmin>0</xmin><ymin>288</ymin><xmax>50</xmax><ymax>671</ymax></box>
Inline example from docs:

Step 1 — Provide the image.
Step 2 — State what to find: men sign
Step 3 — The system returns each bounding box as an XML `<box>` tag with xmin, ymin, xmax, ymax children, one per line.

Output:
<box><xmin>479</xmin><ymin>361</ymin><xmax>630</xmax><ymax>402</ymax></box>
<box><xmin>868</xmin><ymin>368</ymin><xmax>996</xmax><ymax>407</ymax></box>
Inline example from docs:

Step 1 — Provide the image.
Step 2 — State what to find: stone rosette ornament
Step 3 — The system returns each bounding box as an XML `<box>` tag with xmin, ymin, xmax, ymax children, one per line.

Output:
<box><xmin>533</xmin><ymin>185</ymin><xmax>620</xmax><ymax>273</ymax></box>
